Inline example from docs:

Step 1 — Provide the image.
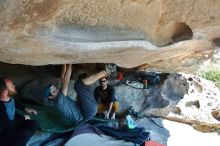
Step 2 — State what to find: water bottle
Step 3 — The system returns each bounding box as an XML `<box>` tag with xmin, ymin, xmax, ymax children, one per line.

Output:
<box><xmin>143</xmin><ymin>79</ymin><xmax>148</xmax><ymax>89</ymax></box>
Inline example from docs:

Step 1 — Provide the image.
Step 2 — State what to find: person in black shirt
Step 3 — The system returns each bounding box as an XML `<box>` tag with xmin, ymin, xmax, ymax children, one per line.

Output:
<box><xmin>94</xmin><ymin>77</ymin><xmax>119</xmax><ymax>119</ymax></box>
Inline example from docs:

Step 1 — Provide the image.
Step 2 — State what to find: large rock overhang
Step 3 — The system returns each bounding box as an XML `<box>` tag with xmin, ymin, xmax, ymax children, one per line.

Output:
<box><xmin>0</xmin><ymin>0</ymin><xmax>219</xmax><ymax>72</ymax></box>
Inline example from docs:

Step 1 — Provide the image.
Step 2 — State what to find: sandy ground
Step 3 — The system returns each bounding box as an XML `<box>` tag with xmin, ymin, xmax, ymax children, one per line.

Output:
<box><xmin>136</xmin><ymin>118</ymin><xmax>220</xmax><ymax>146</ymax></box>
<box><xmin>163</xmin><ymin>120</ymin><xmax>220</xmax><ymax>146</ymax></box>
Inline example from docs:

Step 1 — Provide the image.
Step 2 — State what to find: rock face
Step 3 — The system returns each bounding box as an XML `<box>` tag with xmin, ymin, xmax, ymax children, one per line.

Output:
<box><xmin>0</xmin><ymin>0</ymin><xmax>220</xmax><ymax>72</ymax></box>
<box><xmin>20</xmin><ymin>72</ymin><xmax>220</xmax><ymax>131</ymax></box>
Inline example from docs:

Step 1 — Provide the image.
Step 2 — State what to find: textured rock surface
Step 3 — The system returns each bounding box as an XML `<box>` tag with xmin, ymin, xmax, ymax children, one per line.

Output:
<box><xmin>1</xmin><ymin>62</ymin><xmax>219</xmax><ymax>131</ymax></box>
<box><xmin>20</xmin><ymin>72</ymin><xmax>220</xmax><ymax>131</ymax></box>
<box><xmin>164</xmin><ymin>74</ymin><xmax>220</xmax><ymax>131</ymax></box>
<box><xmin>0</xmin><ymin>0</ymin><xmax>219</xmax><ymax>72</ymax></box>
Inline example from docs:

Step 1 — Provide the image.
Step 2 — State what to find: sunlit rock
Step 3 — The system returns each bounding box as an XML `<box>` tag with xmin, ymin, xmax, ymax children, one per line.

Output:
<box><xmin>0</xmin><ymin>0</ymin><xmax>219</xmax><ymax>73</ymax></box>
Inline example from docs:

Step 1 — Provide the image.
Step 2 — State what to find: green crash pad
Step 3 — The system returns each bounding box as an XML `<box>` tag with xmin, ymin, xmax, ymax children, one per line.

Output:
<box><xmin>17</xmin><ymin>104</ymin><xmax>75</xmax><ymax>133</ymax></box>
<box><xmin>17</xmin><ymin>104</ymin><xmax>119</xmax><ymax>133</ymax></box>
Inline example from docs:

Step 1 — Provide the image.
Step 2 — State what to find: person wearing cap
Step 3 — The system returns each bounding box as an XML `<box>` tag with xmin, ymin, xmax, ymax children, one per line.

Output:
<box><xmin>94</xmin><ymin>77</ymin><xmax>119</xmax><ymax>119</ymax></box>
<box><xmin>44</xmin><ymin>64</ymin><xmax>117</xmax><ymax>125</ymax></box>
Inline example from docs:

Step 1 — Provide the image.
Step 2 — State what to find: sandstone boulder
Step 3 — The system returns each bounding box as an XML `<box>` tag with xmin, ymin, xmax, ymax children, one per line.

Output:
<box><xmin>0</xmin><ymin>0</ymin><xmax>219</xmax><ymax>73</ymax></box>
<box><xmin>20</xmin><ymin>72</ymin><xmax>220</xmax><ymax>131</ymax></box>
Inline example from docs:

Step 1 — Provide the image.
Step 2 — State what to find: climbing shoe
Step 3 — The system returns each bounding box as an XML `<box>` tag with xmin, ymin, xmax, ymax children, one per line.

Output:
<box><xmin>105</xmin><ymin>63</ymin><xmax>117</xmax><ymax>78</ymax></box>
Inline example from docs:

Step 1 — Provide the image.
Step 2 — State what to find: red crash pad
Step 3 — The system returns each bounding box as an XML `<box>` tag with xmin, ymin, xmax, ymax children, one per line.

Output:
<box><xmin>144</xmin><ymin>140</ymin><xmax>164</xmax><ymax>146</ymax></box>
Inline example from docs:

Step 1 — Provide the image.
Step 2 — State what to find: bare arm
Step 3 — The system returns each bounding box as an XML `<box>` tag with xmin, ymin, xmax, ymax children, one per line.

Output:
<box><xmin>61</xmin><ymin>64</ymin><xmax>67</xmax><ymax>85</ymax></box>
<box><xmin>106</xmin><ymin>102</ymin><xmax>113</xmax><ymax>119</ymax></box>
<box><xmin>106</xmin><ymin>87</ymin><xmax>116</xmax><ymax>119</ymax></box>
<box><xmin>61</xmin><ymin>64</ymin><xmax>72</xmax><ymax>96</ymax></box>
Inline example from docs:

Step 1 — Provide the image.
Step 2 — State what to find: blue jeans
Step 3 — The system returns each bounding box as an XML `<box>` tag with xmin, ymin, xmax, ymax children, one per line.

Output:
<box><xmin>55</xmin><ymin>80</ymin><xmax>97</xmax><ymax>125</ymax></box>
<box><xmin>74</xmin><ymin>80</ymin><xmax>97</xmax><ymax>120</ymax></box>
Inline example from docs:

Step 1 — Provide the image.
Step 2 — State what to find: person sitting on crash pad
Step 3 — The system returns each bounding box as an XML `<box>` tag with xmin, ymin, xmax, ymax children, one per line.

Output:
<box><xmin>3</xmin><ymin>78</ymin><xmax>38</xmax><ymax>115</ymax></box>
<box><xmin>94</xmin><ymin>77</ymin><xmax>119</xmax><ymax>119</ymax></box>
<box><xmin>0</xmin><ymin>78</ymin><xmax>39</xmax><ymax>146</ymax></box>
<box><xmin>44</xmin><ymin>64</ymin><xmax>117</xmax><ymax>125</ymax></box>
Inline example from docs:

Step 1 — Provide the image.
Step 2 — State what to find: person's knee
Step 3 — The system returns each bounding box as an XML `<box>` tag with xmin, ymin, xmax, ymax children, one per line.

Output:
<box><xmin>74</xmin><ymin>79</ymin><xmax>81</xmax><ymax>91</ymax></box>
<box><xmin>98</xmin><ymin>103</ymin><xmax>107</xmax><ymax>113</ymax></box>
<box><xmin>85</xmin><ymin>107</ymin><xmax>97</xmax><ymax>119</ymax></box>
<box><xmin>74</xmin><ymin>79</ymin><xmax>88</xmax><ymax>93</ymax></box>
<box><xmin>91</xmin><ymin>107</ymin><xmax>97</xmax><ymax>117</ymax></box>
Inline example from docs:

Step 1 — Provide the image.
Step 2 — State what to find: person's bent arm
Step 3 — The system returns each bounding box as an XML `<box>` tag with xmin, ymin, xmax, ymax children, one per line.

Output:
<box><xmin>61</xmin><ymin>64</ymin><xmax>67</xmax><ymax>85</ymax></box>
<box><xmin>105</xmin><ymin>86</ymin><xmax>116</xmax><ymax>118</ymax></box>
<box><xmin>61</xmin><ymin>64</ymin><xmax>72</xmax><ymax>96</ymax></box>
<box><xmin>106</xmin><ymin>102</ymin><xmax>113</xmax><ymax>119</ymax></box>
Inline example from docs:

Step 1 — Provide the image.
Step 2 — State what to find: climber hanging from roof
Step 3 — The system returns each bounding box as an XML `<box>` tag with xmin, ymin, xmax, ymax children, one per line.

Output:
<box><xmin>44</xmin><ymin>64</ymin><xmax>117</xmax><ymax>125</ymax></box>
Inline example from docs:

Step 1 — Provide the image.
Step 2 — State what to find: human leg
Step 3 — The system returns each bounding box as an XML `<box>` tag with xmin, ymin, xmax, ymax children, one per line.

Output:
<box><xmin>74</xmin><ymin>79</ymin><xmax>97</xmax><ymax>120</ymax></box>
<box><xmin>15</xmin><ymin>120</ymin><xmax>39</xmax><ymax>145</ymax></box>
<box><xmin>74</xmin><ymin>70</ymin><xmax>109</xmax><ymax>120</ymax></box>
<box><xmin>112</xmin><ymin>101</ymin><xmax>119</xmax><ymax>112</ymax></box>
<box><xmin>97</xmin><ymin>103</ymin><xmax>108</xmax><ymax>113</ymax></box>
<box><xmin>54</xmin><ymin>92</ymin><xmax>83</xmax><ymax>124</ymax></box>
<box><xmin>107</xmin><ymin>101</ymin><xmax>119</xmax><ymax>119</ymax></box>
<box><xmin>0</xmin><ymin>120</ymin><xmax>39</xmax><ymax>146</ymax></box>
<box><xmin>74</xmin><ymin>64</ymin><xmax>117</xmax><ymax>120</ymax></box>
<box><xmin>82</xmin><ymin>63</ymin><xmax>117</xmax><ymax>85</ymax></box>
<box><xmin>82</xmin><ymin>70</ymin><xmax>107</xmax><ymax>85</ymax></box>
